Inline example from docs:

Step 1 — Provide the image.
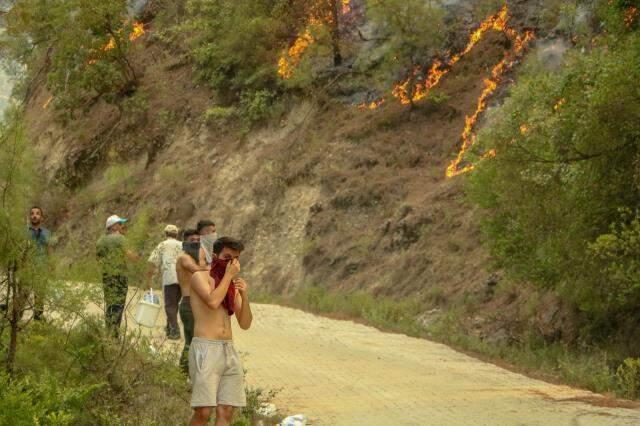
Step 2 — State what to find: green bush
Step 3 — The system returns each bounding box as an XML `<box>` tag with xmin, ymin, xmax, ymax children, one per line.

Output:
<box><xmin>0</xmin><ymin>372</ymin><xmax>96</xmax><ymax>426</ymax></box>
<box><xmin>589</xmin><ymin>209</ymin><xmax>640</xmax><ymax>310</ymax></box>
<box><xmin>617</xmin><ymin>358</ymin><xmax>640</xmax><ymax>399</ymax></box>
<box><xmin>2</xmin><ymin>316</ymin><xmax>192</xmax><ymax>424</ymax></box>
<box><xmin>239</xmin><ymin>89</ymin><xmax>277</xmax><ymax>125</ymax></box>
<box><xmin>204</xmin><ymin>105</ymin><xmax>237</xmax><ymax>123</ymax></box>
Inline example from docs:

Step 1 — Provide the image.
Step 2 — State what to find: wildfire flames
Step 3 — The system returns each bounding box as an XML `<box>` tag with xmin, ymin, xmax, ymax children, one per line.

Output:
<box><xmin>341</xmin><ymin>0</ymin><xmax>352</xmax><ymax>15</ymax></box>
<box><xmin>278</xmin><ymin>1</ymin><xmax>352</xmax><ymax>79</ymax></box>
<box><xmin>42</xmin><ymin>95</ymin><xmax>54</xmax><ymax>109</ymax></box>
<box><xmin>102</xmin><ymin>21</ymin><xmax>146</xmax><ymax>53</ymax></box>
<box><xmin>45</xmin><ymin>21</ymin><xmax>146</xmax><ymax>108</ymax></box>
<box><xmin>357</xmin><ymin>98</ymin><xmax>385</xmax><ymax>110</ymax></box>
<box><xmin>446</xmin><ymin>29</ymin><xmax>535</xmax><ymax>178</ymax></box>
<box><xmin>278</xmin><ymin>17</ymin><xmax>320</xmax><ymax>79</ymax></box>
<box><xmin>392</xmin><ymin>5</ymin><xmax>509</xmax><ymax>105</ymax></box>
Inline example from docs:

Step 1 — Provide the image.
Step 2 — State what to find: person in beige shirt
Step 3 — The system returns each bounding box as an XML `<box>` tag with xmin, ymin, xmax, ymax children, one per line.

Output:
<box><xmin>188</xmin><ymin>237</ymin><xmax>252</xmax><ymax>426</ymax></box>
<box><xmin>147</xmin><ymin>224</ymin><xmax>184</xmax><ymax>339</ymax></box>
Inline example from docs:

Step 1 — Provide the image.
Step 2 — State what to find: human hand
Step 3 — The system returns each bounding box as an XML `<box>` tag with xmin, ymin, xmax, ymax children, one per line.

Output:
<box><xmin>234</xmin><ymin>278</ymin><xmax>248</xmax><ymax>296</ymax></box>
<box><xmin>226</xmin><ymin>258</ymin><xmax>240</xmax><ymax>278</ymax></box>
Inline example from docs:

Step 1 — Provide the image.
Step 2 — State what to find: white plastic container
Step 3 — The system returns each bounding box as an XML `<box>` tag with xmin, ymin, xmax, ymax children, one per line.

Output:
<box><xmin>135</xmin><ymin>289</ymin><xmax>161</xmax><ymax>327</ymax></box>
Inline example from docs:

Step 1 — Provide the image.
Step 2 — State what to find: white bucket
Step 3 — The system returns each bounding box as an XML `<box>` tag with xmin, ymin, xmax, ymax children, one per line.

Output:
<box><xmin>135</xmin><ymin>290</ymin><xmax>161</xmax><ymax>327</ymax></box>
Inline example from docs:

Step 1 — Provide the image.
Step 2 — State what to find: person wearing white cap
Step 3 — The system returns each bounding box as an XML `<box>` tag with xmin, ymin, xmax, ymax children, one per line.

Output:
<box><xmin>147</xmin><ymin>224</ymin><xmax>184</xmax><ymax>339</ymax></box>
<box><xmin>96</xmin><ymin>214</ymin><xmax>139</xmax><ymax>337</ymax></box>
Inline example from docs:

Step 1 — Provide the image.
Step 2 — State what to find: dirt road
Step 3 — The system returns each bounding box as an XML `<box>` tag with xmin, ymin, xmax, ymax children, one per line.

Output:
<box><xmin>121</xmin><ymin>291</ymin><xmax>640</xmax><ymax>425</ymax></box>
<box><xmin>233</xmin><ymin>305</ymin><xmax>640</xmax><ymax>425</ymax></box>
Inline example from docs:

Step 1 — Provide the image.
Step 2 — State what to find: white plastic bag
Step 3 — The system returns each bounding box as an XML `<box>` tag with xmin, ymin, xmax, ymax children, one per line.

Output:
<box><xmin>280</xmin><ymin>414</ymin><xmax>307</xmax><ymax>426</ymax></box>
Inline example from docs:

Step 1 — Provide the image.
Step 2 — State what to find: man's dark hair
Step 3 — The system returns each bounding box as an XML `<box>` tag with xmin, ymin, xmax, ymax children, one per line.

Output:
<box><xmin>196</xmin><ymin>219</ymin><xmax>215</xmax><ymax>234</ymax></box>
<box><xmin>30</xmin><ymin>206</ymin><xmax>43</xmax><ymax>215</ymax></box>
<box><xmin>213</xmin><ymin>237</ymin><xmax>245</xmax><ymax>255</ymax></box>
<box><xmin>182</xmin><ymin>228</ymin><xmax>199</xmax><ymax>241</ymax></box>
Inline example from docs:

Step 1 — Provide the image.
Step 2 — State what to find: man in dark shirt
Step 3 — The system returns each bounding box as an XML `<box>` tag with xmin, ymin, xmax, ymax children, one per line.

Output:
<box><xmin>27</xmin><ymin>206</ymin><xmax>52</xmax><ymax>320</ymax></box>
<box><xmin>96</xmin><ymin>214</ymin><xmax>139</xmax><ymax>337</ymax></box>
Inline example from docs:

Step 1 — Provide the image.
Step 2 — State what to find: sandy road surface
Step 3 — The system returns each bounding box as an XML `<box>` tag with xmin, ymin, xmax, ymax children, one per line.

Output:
<box><xmin>118</xmin><ymin>289</ymin><xmax>640</xmax><ymax>425</ymax></box>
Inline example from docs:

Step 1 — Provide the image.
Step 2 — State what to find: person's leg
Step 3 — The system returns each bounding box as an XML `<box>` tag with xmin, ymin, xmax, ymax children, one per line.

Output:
<box><xmin>215</xmin><ymin>344</ymin><xmax>246</xmax><ymax>424</ymax></box>
<box><xmin>104</xmin><ymin>275</ymin><xmax>128</xmax><ymax>338</ymax></box>
<box><xmin>103</xmin><ymin>275</ymin><xmax>117</xmax><ymax>331</ymax></box>
<box><xmin>164</xmin><ymin>284</ymin><xmax>181</xmax><ymax>338</ymax></box>
<box><xmin>189</xmin><ymin>407</ymin><xmax>213</xmax><ymax>426</ymax></box>
<box><xmin>179</xmin><ymin>297</ymin><xmax>194</xmax><ymax>373</ymax></box>
<box><xmin>215</xmin><ymin>406</ymin><xmax>234</xmax><ymax>426</ymax></box>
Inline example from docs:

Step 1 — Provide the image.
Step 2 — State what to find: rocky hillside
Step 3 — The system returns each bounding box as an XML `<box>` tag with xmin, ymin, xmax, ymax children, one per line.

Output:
<box><xmin>22</xmin><ymin>0</ymin><xmax>573</xmax><ymax>345</ymax></box>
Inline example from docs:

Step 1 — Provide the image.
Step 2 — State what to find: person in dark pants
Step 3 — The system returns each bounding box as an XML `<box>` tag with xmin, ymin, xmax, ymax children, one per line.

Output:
<box><xmin>27</xmin><ymin>206</ymin><xmax>52</xmax><ymax>320</ymax></box>
<box><xmin>176</xmin><ymin>229</ymin><xmax>208</xmax><ymax>373</ymax></box>
<box><xmin>147</xmin><ymin>224</ymin><xmax>184</xmax><ymax>340</ymax></box>
<box><xmin>96</xmin><ymin>215</ymin><xmax>139</xmax><ymax>337</ymax></box>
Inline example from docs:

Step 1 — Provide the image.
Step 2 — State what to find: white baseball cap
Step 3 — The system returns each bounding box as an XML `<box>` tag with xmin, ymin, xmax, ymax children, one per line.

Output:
<box><xmin>106</xmin><ymin>214</ymin><xmax>127</xmax><ymax>229</ymax></box>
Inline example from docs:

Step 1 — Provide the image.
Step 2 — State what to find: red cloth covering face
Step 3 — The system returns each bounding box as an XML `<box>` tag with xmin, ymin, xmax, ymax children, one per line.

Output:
<box><xmin>209</xmin><ymin>258</ymin><xmax>236</xmax><ymax>316</ymax></box>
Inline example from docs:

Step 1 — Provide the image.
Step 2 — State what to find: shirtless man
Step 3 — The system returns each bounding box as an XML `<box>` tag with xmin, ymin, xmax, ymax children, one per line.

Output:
<box><xmin>176</xmin><ymin>229</ymin><xmax>208</xmax><ymax>373</ymax></box>
<box><xmin>189</xmin><ymin>237</ymin><xmax>252</xmax><ymax>426</ymax></box>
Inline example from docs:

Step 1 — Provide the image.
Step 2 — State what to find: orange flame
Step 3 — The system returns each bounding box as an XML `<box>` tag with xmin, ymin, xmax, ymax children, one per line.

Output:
<box><xmin>88</xmin><ymin>21</ymin><xmax>146</xmax><ymax>65</ymax></box>
<box><xmin>278</xmin><ymin>17</ymin><xmax>322</xmax><ymax>79</ymax></box>
<box><xmin>357</xmin><ymin>98</ymin><xmax>385</xmax><ymax>110</ymax></box>
<box><xmin>103</xmin><ymin>21</ymin><xmax>145</xmax><ymax>52</ymax></box>
<box><xmin>392</xmin><ymin>5</ymin><xmax>509</xmax><ymax>105</ymax></box>
<box><xmin>446</xmin><ymin>30</ymin><xmax>535</xmax><ymax>178</ymax></box>
<box><xmin>625</xmin><ymin>6</ymin><xmax>638</xmax><ymax>27</ymax></box>
<box><xmin>42</xmin><ymin>95</ymin><xmax>54</xmax><ymax>109</ymax></box>
<box><xmin>342</xmin><ymin>0</ymin><xmax>352</xmax><ymax>15</ymax></box>
<box><xmin>483</xmin><ymin>149</ymin><xmax>497</xmax><ymax>159</ymax></box>
<box><xmin>519</xmin><ymin>124</ymin><xmax>529</xmax><ymax>135</ymax></box>
<box><xmin>129</xmin><ymin>21</ymin><xmax>145</xmax><ymax>41</ymax></box>
<box><xmin>553</xmin><ymin>98</ymin><xmax>566</xmax><ymax>111</ymax></box>
<box><xmin>279</xmin><ymin>2</ymin><xmax>352</xmax><ymax>79</ymax></box>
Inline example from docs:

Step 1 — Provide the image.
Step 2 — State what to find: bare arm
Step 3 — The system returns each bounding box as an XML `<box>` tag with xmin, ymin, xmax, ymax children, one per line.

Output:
<box><xmin>190</xmin><ymin>259</ymin><xmax>240</xmax><ymax>310</ymax></box>
<box><xmin>198</xmin><ymin>247</ymin><xmax>207</xmax><ymax>267</ymax></box>
<box><xmin>178</xmin><ymin>254</ymin><xmax>208</xmax><ymax>274</ymax></box>
<box><xmin>233</xmin><ymin>278</ymin><xmax>252</xmax><ymax>330</ymax></box>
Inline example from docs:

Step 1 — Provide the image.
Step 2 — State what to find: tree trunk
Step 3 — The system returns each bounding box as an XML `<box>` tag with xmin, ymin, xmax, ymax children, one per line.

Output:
<box><xmin>6</xmin><ymin>263</ymin><xmax>19</xmax><ymax>377</ymax></box>
<box><xmin>330</xmin><ymin>0</ymin><xmax>342</xmax><ymax>67</ymax></box>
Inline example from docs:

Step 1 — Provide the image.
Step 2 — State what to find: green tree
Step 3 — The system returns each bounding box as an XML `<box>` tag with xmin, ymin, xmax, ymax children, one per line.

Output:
<box><xmin>466</xmin><ymin>11</ymin><xmax>640</xmax><ymax>315</ymax></box>
<box><xmin>1</xmin><ymin>0</ymin><xmax>141</xmax><ymax>114</ymax></box>
<box><xmin>0</xmin><ymin>106</ymin><xmax>49</xmax><ymax>376</ymax></box>
<box><xmin>180</xmin><ymin>0</ymin><xmax>292</xmax><ymax>101</ymax></box>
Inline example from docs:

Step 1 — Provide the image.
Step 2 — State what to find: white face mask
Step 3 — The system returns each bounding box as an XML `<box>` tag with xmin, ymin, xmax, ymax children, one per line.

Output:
<box><xmin>200</xmin><ymin>232</ymin><xmax>218</xmax><ymax>264</ymax></box>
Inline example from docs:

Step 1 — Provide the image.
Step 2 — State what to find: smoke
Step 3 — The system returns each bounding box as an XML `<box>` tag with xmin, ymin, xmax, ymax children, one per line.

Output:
<box><xmin>536</xmin><ymin>39</ymin><xmax>570</xmax><ymax>69</ymax></box>
<box><xmin>127</xmin><ymin>0</ymin><xmax>149</xmax><ymax>18</ymax></box>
